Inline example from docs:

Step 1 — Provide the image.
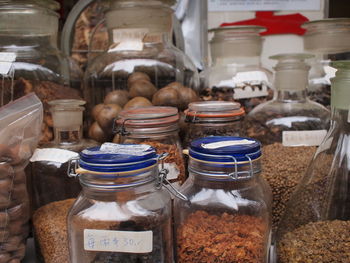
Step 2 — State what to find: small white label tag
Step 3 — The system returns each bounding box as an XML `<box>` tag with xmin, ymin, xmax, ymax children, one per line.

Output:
<box><xmin>163</xmin><ymin>163</ymin><xmax>180</xmax><ymax>180</ymax></box>
<box><xmin>84</xmin><ymin>229</ymin><xmax>153</xmax><ymax>253</ymax></box>
<box><xmin>0</xmin><ymin>52</ymin><xmax>16</xmax><ymax>75</ymax></box>
<box><xmin>202</xmin><ymin>139</ymin><xmax>255</xmax><ymax>149</ymax></box>
<box><xmin>233</xmin><ymin>71</ymin><xmax>269</xmax><ymax>84</ymax></box>
<box><xmin>30</xmin><ymin>148</ymin><xmax>78</xmax><ymax>164</ymax></box>
<box><xmin>282</xmin><ymin>130</ymin><xmax>327</xmax><ymax>147</ymax></box>
<box><xmin>100</xmin><ymin>143</ymin><xmax>152</xmax><ymax>156</ymax></box>
<box><xmin>112</xmin><ymin>28</ymin><xmax>149</xmax><ymax>51</ymax></box>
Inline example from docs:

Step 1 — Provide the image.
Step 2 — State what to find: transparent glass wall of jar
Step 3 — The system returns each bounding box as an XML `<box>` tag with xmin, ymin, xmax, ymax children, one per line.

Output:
<box><xmin>201</xmin><ymin>26</ymin><xmax>273</xmax><ymax>113</ymax></box>
<box><xmin>0</xmin><ymin>0</ymin><xmax>80</xmax><ymax>144</ymax></box>
<box><xmin>115</xmin><ymin>106</ymin><xmax>186</xmax><ymax>185</ymax></box>
<box><xmin>84</xmin><ymin>0</ymin><xmax>200</xmax><ymax>143</ymax></box>
<box><xmin>245</xmin><ymin>53</ymin><xmax>330</xmax><ymax>146</ymax></box>
<box><xmin>276</xmin><ymin>61</ymin><xmax>350</xmax><ymax>263</ymax></box>
<box><xmin>68</xmin><ymin>144</ymin><xmax>173</xmax><ymax>263</ymax></box>
<box><xmin>303</xmin><ymin>18</ymin><xmax>350</xmax><ymax>108</ymax></box>
<box><xmin>183</xmin><ymin>101</ymin><xmax>245</xmax><ymax>148</ymax></box>
<box><xmin>174</xmin><ymin>136</ymin><xmax>272</xmax><ymax>263</ymax></box>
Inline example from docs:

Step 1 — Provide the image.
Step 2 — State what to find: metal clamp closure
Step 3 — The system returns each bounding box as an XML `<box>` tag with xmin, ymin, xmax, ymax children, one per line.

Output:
<box><xmin>113</xmin><ymin>118</ymin><xmax>131</xmax><ymax>136</ymax></box>
<box><xmin>156</xmin><ymin>152</ymin><xmax>190</xmax><ymax>203</ymax></box>
<box><xmin>67</xmin><ymin>157</ymin><xmax>80</xmax><ymax>178</ymax></box>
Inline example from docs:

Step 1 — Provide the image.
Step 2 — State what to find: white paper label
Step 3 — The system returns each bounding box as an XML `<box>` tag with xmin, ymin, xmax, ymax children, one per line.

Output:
<box><xmin>99</xmin><ymin>143</ymin><xmax>152</xmax><ymax>156</ymax></box>
<box><xmin>30</xmin><ymin>148</ymin><xmax>78</xmax><ymax>163</ymax></box>
<box><xmin>163</xmin><ymin>162</ymin><xmax>180</xmax><ymax>180</ymax></box>
<box><xmin>233</xmin><ymin>71</ymin><xmax>268</xmax><ymax>84</ymax></box>
<box><xmin>208</xmin><ymin>0</ymin><xmax>321</xmax><ymax>11</ymax></box>
<box><xmin>202</xmin><ymin>139</ymin><xmax>255</xmax><ymax>149</ymax></box>
<box><xmin>84</xmin><ymin>229</ymin><xmax>153</xmax><ymax>253</ymax></box>
<box><xmin>111</xmin><ymin>28</ymin><xmax>149</xmax><ymax>51</ymax></box>
<box><xmin>0</xmin><ymin>52</ymin><xmax>16</xmax><ymax>75</ymax></box>
<box><xmin>282</xmin><ymin>130</ymin><xmax>327</xmax><ymax>147</ymax></box>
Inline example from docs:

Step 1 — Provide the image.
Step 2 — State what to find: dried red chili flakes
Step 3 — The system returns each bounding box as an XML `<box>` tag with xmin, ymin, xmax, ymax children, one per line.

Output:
<box><xmin>177</xmin><ymin>210</ymin><xmax>266</xmax><ymax>263</ymax></box>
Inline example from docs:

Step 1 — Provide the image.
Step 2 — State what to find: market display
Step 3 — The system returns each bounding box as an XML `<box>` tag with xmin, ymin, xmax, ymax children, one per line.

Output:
<box><xmin>116</xmin><ymin>107</ymin><xmax>186</xmax><ymax>184</ymax></box>
<box><xmin>303</xmin><ymin>18</ymin><xmax>350</xmax><ymax>108</ymax></box>
<box><xmin>276</xmin><ymin>61</ymin><xmax>350</xmax><ymax>263</ymax></box>
<box><xmin>83</xmin><ymin>0</ymin><xmax>199</xmax><ymax>143</ymax></box>
<box><xmin>245</xmin><ymin>53</ymin><xmax>330</xmax><ymax>145</ymax></box>
<box><xmin>0</xmin><ymin>94</ymin><xmax>42</xmax><ymax>262</ymax></box>
<box><xmin>175</xmin><ymin>137</ymin><xmax>272</xmax><ymax>263</ymax></box>
<box><xmin>201</xmin><ymin>26</ymin><xmax>273</xmax><ymax>113</ymax></box>
<box><xmin>30</xmin><ymin>99</ymin><xmax>98</xmax><ymax>212</ymax></box>
<box><xmin>67</xmin><ymin>144</ymin><xmax>173</xmax><ymax>263</ymax></box>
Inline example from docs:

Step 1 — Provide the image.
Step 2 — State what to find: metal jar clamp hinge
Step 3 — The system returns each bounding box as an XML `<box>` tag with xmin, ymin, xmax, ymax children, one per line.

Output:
<box><xmin>67</xmin><ymin>157</ymin><xmax>80</xmax><ymax>178</ymax></box>
<box><xmin>156</xmin><ymin>153</ymin><xmax>189</xmax><ymax>203</ymax></box>
<box><xmin>112</xmin><ymin>118</ymin><xmax>130</xmax><ymax>136</ymax></box>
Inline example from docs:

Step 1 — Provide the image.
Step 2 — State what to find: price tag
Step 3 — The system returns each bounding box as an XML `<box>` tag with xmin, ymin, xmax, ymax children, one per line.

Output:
<box><xmin>282</xmin><ymin>130</ymin><xmax>327</xmax><ymax>147</ymax></box>
<box><xmin>30</xmin><ymin>148</ymin><xmax>78</xmax><ymax>163</ymax></box>
<box><xmin>202</xmin><ymin>139</ymin><xmax>255</xmax><ymax>149</ymax></box>
<box><xmin>84</xmin><ymin>229</ymin><xmax>153</xmax><ymax>253</ymax></box>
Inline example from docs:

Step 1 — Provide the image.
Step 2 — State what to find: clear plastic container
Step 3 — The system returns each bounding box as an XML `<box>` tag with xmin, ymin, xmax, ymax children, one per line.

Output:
<box><xmin>67</xmin><ymin>143</ymin><xmax>173</xmax><ymax>263</ymax></box>
<box><xmin>201</xmin><ymin>26</ymin><xmax>273</xmax><ymax>113</ymax></box>
<box><xmin>0</xmin><ymin>0</ymin><xmax>80</xmax><ymax>144</ymax></box>
<box><xmin>84</xmin><ymin>0</ymin><xmax>200</xmax><ymax>142</ymax></box>
<box><xmin>115</xmin><ymin>106</ymin><xmax>186</xmax><ymax>185</ymax></box>
<box><xmin>174</xmin><ymin>136</ymin><xmax>272</xmax><ymax>263</ymax></box>
<box><xmin>245</xmin><ymin>53</ymin><xmax>330</xmax><ymax>146</ymax></box>
<box><xmin>30</xmin><ymin>99</ymin><xmax>99</xmax><ymax>212</ymax></box>
<box><xmin>183</xmin><ymin>101</ymin><xmax>245</xmax><ymax>148</ymax></box>
<box><xmin>276</xmin><ymin>61</ymin><xmax>350</xmax><ymax>263</ymax></box>
<box><xmin>303</xmin><ymin>18</ymin><xmax>350</xmax><ymax>108</ymax></box>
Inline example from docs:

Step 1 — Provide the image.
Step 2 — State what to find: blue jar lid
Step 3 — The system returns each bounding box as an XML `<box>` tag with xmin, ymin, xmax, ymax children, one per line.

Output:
<box><xmin>189</xmin><ymin>136</ymin><xmax>261</xmax><ymax>164</ymax></box>
<box><xmin>79</xmin><ymin>143</ymin><xmax>158</xmax><ymax>173</ymax></box>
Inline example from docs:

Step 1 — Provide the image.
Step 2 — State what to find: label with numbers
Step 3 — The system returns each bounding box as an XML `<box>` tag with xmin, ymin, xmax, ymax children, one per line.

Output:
<box><xmin>208</xmin><ymin>0</ymin><xmax>321</xmax><ymax>11</ymax></box>
<box><xmin>84</xmin><ymin>229</ymin><xmax>153</xmax><ymax>253</ymax></box>
<box><xmin>282</xmin><ymin>130</ymin><xmax>327</xmax><ymax>147</ymax></box>
<box><xmin>30</xmin><ymin>148</ymin><xmax>78</xmax><ymax>163</ymax></box>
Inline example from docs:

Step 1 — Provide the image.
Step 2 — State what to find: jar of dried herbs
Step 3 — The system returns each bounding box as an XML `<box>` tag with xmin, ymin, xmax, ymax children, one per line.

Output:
<box><xmin>67</xmin><ymin>143</ymin><xmax>173</xmax><ymax>263</ymax></box>
<box><xmin>174</xmin><ymin>136</ymin><xmax>272</xmax><ymax>263</ymax></box>
<box><xmin>115</xmin><ymin>106</ymin><xmax>186</xmax><ymax>184</ymax></box>
<box><xmin>183</xmin><ymin>101</ymin><xmax>245</xmax><ymax>148</ymax></box>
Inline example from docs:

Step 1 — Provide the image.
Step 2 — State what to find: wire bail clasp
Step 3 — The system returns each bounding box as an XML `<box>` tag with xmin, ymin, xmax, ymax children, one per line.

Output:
<box><xmin>156</xmin><ymin>152</ymin><xmax>190</xmax><ymax>203</ymax></box>
<box><xmin>113</xmin><ymin>117</ymin><xmax>131</xmax><ymax>136</ymax></box>
<box><xmin>67</xmin><ymin>157</ymin><xmax>80</xmax><ymax>178</ymax></box>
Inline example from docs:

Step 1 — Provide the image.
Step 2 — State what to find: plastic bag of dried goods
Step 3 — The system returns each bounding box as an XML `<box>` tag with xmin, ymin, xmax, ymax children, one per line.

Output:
<box><xmin>0</xmin><ymin>93</ymin><xmax>43</xmax><ymax>262</ymax></box>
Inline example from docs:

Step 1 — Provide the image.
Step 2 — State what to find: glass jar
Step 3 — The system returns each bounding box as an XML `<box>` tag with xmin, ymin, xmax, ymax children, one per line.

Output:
<box><xmin>67</xmin><ymin>143</ymin><xmax>173</xmax><ymax>263</ymax></box>
<box><xmin>303</xmin><ymin>18</ymin><xmax>350</xmax><ymax>108</ymax></box>
<box><xmin>201</xmin><ymin>26</ymin><xmax>273</xmax><ymax>113</ymax></box>
<box><xmin>182</xmin><ymin>101</ymin><xmax>245</xmax><ymax>148</ymax></box>
<box><xmin>245</xmin><ymin>53</ymin><xmax>330</xmax><ymax>146</ymax></box>
<box><xmin>276</xmin><ymin>61</ymin><xmax>350</xmax><ymax>263</ymax></box>
<box><xmin>30</xmin><ymin>99</ymin><xmax>99</xmax><ymax>213</ymax></box>
<box><xmin>84</xmin><ymin>0</ymin><xmax>200</xmax><ymax>142</ymax></box>
<box><xmin>174</xmin><ymin>136</ymin><xmax>272</xmax><ymax>263</ymax></box>
<box><xmin>0</xmin><ymin>0</ymin><xmax>81</xmax><ymax>144</ymax></box>
<box><xmin>115</xmin><ymin>106</ymin><xmax>186</xmax><ymax>185</ymax></box>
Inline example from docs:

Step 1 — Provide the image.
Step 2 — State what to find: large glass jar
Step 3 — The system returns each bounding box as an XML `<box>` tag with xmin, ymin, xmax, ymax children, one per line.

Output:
<box><xmin>174</xmin><ymin>136</ymin><xmax>272</xmax><ymax>263</ymax></box>
<box><xmin>115</xmin><ymin>106</ymin><xmax>186</xmax><ymax>185</ymax></box>
<box><xmin>245</xmin><ymin>53</ymin><xmax>330</xmax><ymax>146</ymax></box>
<box><xmin>303</xmin><ymin>18</ymin><xmax>350</xmax><ymax>108</ymax></box>
<box><xmin>182</xmin><ymin>101</ymin><xmax>245</xmax><ymax>148</ymax></box>
<box><xmin>276</xmin><ymin>61</ymin><xmax>350</xmax><ymax>263</ymax></box>
<box><xmin>0</xmin><ymin>0</ymin><xmax>81</xmax><ymax>144</ymax></box>
<box><xmin>201</xmin><ymin>26</ymin><xmax>273</xmax><ymax>113</ymax></box>
<box><xmin>30</xmin><ymin>99</ymin><xmax>99</xmax><ymax>213</ymax></box>
<box><xmin>84</xmin><ymin>0</ymin><xmax>200</xmax><ymax>142</ymax></box>
<box><xmin>67</xmin><ymin>143</ymin><xmax>173</xmax><ymax>263</ymax></box>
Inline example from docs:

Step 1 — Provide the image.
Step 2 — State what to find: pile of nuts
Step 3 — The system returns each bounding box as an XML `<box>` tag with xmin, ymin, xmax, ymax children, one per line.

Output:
<box><xmin>89</xmin><ymin>72</ymin><xmax>199</xmax><ymax>142</ymax></box>
<box><xmin>0</xmin><ymin>144</ymin><xmax>33</xmax><ymax>262</ymax></box>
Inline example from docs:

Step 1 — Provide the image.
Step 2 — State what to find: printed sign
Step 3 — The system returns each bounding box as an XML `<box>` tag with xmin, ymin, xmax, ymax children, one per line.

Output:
<box><xmin>282</xmin><ymin>130</ymin><xmax>327</xmax><ymax>147</ymax></box>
